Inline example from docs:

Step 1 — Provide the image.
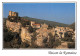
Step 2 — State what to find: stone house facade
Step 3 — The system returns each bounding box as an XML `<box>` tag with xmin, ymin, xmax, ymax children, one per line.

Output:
<box><xmin>55</xmin><ymin>26</ymin><xmax>74</xmax><ymax>38</ymax></box>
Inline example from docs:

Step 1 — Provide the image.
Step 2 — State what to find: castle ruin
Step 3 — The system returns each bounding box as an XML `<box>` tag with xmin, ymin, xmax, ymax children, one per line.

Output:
<box><xmin>9</xmin><ymin>11</ymin><xmax>18</xmax><ymax>17</ymax></box>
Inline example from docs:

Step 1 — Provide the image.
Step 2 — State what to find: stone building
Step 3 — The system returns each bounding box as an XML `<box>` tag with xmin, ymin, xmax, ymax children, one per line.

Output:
<box><xmin>30</xmin><ymin>21</ymin><xmax>35</xmax><ymax>26</ymax></box>
<box><xmin>9</xmin><ymin>11</ymin><xmax>18</xmax><ymax>17</ymax></box>
<box><xmin>8</xmin><ymin>11</ymin><xmax>19</xmax><ymax>21</ymax></box>
<box><xmin>30</xmin><ymin>21</ymin><xmax>41</xmax><ymax>28</ymax></box>
<box><xmin>32</xmin><ymin>24</ymin><xmax>41</xmax><ymax>28</ymax></box>
<box><xmin>54</xmin><ymin>26</ymin><xmax>74</xmax><ymax>38</ymax></box>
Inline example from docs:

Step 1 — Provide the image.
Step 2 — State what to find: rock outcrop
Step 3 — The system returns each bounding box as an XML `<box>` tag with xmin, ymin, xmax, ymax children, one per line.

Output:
<box><xmin>20</xmin><ymin>27</ymin><xmax>31</xmax><ymax>45</ymax></box>
<box><xmin>4</xmin><ymin>11</ymin><xmax>75</xmax><ymax>48</ymax></box>
<box><xmin>6</xmin><ymin>20</ymin><xmax>21</xmax><ymax>33</ymax></box>
<box><xmin>35</xmin><ymin>24</ymin><xmax>55</xmax><ymax>47</ymax></box>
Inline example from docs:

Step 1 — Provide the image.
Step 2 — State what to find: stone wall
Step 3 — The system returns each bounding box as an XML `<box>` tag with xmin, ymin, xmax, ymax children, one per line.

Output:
<box><xmin>9</xmin><ymin>11</ymin><xmax>18</xmax><ymax>17</ymax></box>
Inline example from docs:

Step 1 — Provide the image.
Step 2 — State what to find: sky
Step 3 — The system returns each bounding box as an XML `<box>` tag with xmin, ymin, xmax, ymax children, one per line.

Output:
<box><xmin>3</xmin><ymin>3</ymin><xmax>75</xmax><ymax>24</ymax></box>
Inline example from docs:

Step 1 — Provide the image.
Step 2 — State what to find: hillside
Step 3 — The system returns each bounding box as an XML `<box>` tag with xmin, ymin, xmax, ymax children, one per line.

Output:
<box><xmin>23</xmin><ymin>16</ymin><xmax>68</xmax><ymax>27</ymax></box>
<box><xmin>69</xmin><ymin>22</ymin><xmax>75</xmax><ymax>31</ymax></box>
<box><xmin>3</xmin><ymin>11</ymin><xmax>75</xmax><ymax>49</ymax></box>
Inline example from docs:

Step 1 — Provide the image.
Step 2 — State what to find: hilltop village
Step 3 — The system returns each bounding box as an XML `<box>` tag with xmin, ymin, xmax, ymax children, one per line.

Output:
<box><xmin>3</xmin><ymin>11</ymin><xmax>75</xmax><ymax>48</ymax></box>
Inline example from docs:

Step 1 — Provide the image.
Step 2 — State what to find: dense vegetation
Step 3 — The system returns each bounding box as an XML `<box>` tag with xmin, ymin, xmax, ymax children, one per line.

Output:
<box><xmin>68</xmin><ymin>42</ymin><xmax>75</xmax><ymax>48</ymax></box>
<box><xmin>69</xmin><ymin>22</ymin><xmax>75</xmax><ymax>31</ymax></box>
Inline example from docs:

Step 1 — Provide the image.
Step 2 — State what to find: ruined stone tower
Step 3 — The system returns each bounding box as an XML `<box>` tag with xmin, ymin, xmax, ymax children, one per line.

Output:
<box><xmin>8</xmin><ymin>11</ymin><xmax>19</xmax><ymax>21</ymax></box>
<box><xmin>9</xmin><ymin>11</ymin><xmax>18</xmax><ymax>17</ymax></box>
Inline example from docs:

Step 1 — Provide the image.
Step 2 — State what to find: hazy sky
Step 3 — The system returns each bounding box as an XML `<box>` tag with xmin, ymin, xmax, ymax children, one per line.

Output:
<box><xmin>3</xmin><ymin>3</ymin><xmax>75</xmax><ymax>24</ymax></box>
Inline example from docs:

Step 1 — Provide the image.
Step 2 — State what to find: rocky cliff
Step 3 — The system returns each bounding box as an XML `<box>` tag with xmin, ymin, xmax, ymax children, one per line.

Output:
<box><xmin>6</xmin><ymin>20</ymin><xmax>21</xmax><ymax>33</ymax></box>
<box><xmin>20</xmin><ymin>27</ymin><xmax>31</xmax><ymax>45</ymax></box>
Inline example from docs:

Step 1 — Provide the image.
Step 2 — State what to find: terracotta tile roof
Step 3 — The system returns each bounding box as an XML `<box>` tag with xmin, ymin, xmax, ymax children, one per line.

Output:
<box><xmin>32</xmin><ymin>24</ymin><xmax>40</xmax><ymax>26</ymax></box>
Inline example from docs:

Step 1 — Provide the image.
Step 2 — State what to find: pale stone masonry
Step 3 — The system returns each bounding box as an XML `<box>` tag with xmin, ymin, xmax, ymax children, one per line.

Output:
<box><xmin>32</xmin><ymin>24</ymin><xmax>41</xmax><ymax>28</ymax></box>
<box><xmin>30</xmin><ymin>21</ymin><xmax>35</xmax><ymax>26</ymax></box>
<box><xmin>9</xmin><ymin>11</ymin><xmax>18</xmax><ymax>17</ymax></box>
<box><xmin>55</xmin><ymin>26</ymin><xmax>74</xmax><ymax>38</ymax></box>
<box><xmin>30</xmin><ymin>21</ymin><xmax>41</xmax><ymax>28</ymax></box>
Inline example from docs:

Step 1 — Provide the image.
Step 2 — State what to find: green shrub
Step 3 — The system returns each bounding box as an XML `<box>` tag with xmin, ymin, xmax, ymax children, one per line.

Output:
<box><xmin>61</xmin><ymin>37</ymin><xmax>74</xmax><ymax>42</ymax></box>
<box><xmin>53</xmin><ymin>39</ymin><xmax>61</xmax><ymax>47</ymax></box>
<box><xmin>68</xmin><ymin>42</ymin><xmax>75</xmax><ymax>48</ymax></box>
<box><xmin>28</xmin><ymin>26</ymin><xmax>34</xmax><ymax>33</ymax></box>
<box><xmin>48</xmin><ymin>33</ymin><xmax>61</xmax><ymax>48</ymax></box>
